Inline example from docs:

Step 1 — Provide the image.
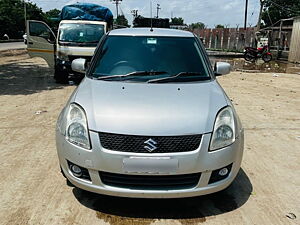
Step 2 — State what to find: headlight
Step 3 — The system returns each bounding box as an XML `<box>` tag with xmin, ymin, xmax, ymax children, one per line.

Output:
<box><xmin>66</xmin><ymin>103</ymin><xmax>91</xmax><ymax>149</ymax></box>
<box><xmin>210</xmin><ymin>106</ymin><xmax>235</xmax><ymax>151</ymax></box>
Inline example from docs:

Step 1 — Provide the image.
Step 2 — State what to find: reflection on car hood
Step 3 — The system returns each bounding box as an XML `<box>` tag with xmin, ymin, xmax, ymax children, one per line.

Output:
<box><xmin>74</xmin><ymin>78</ymin><xmax>228</xmax><ymax>136</ymax></box>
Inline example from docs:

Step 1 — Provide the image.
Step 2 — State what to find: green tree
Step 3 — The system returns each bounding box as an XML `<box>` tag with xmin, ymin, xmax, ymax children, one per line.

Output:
<box><xmin>45</xmin><ymin>9</ymin><xmax>61</xmax><ymax>30</ymax></box>
<box><xmin>0</xmin><ymin>0</ymin><xmax>45</xmax><ymax>39</ymax></box>
<box><xmin>45</xmin><ymin>8</ymin><xmax>60</xmax><ymax>19</ymax></box>
<box><xmin>170</xmin><ymin>17</ymin><xmax>184</xmax><ymax>25</ymax></box>
<box><xmin>261</xmin><ymin>0</ymin><xmax>300</xmax><ymax>27</ymax></box>
<box><xmin>189</xmin><ymin>22</ymin><xmax>205</xmax><ymax>30</ymax></box>
<box><xmin>215</xmin><ymin>24</ymin><xmax>225</xmax><ymax>28</ymax></box>
<box><xmin>114</xmin><ymin>15</ymin><xmax>129</xmax><ymax>27</ymax></box>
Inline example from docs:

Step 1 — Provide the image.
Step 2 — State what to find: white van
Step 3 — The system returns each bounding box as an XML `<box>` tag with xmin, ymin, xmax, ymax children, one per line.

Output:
<box><xmin>26</xmin><ymin>19</ymin><xmax>108</xmax><ymax>83</ymax></box>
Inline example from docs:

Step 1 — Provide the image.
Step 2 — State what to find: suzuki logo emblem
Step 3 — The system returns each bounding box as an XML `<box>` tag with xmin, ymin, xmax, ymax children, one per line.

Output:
<box><xmin>144</xmin><ymin>138</ymin><xmax>158</xmax><ymax>152</ymax></box>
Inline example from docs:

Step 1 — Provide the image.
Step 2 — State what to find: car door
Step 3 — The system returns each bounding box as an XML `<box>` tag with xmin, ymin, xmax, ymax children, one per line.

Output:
<box><xmin>26</xmin><ymin>20</ymin><xmax>56</xmax><ymax>68</ymax></box>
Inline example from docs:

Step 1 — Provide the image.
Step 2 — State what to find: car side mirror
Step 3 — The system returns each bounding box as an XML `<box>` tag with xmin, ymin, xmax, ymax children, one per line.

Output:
<box><xmin>71</xmin><ymin>58</ymin><xmax>87</xmax><ymax>74</ymax></box>
<box><xmin>214</xmin><ymin>62</ymin><xmax>231</xmax><ymax>76</ymax></box>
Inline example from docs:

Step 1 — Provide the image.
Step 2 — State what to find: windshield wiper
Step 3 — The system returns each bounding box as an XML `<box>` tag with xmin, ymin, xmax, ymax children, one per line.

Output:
<box><xmin>94</xmin><ymin>71</ymin><xmax>168</xmax><ymax>80</ymax></box>
<box><xmin>148</xmin><ymin>72</ymin><xmax>210</xmax><ymax>83</ymax></box>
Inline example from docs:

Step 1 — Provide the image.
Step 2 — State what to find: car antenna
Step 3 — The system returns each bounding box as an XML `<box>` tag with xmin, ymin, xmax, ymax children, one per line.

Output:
<box><xmin>150</xmin><ymin>0</ymin><xmax>153</xmax><ymax>32</ymax></box>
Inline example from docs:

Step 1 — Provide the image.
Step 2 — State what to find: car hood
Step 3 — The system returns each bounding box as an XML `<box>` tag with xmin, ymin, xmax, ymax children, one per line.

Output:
<box><xmin>74</xmin><ymin>78</ymin><xmax>228</xmax><ymax>136</ymax></box>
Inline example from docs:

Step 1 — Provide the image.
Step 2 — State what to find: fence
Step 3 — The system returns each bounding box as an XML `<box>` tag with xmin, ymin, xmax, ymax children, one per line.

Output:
<box><xmin>192</xmin><ymin>17</ymin><xmax>298</xmax><ymax>61</ymax></box>
<box><xmin>193</xmin><ymin>27</ymin><xmax>256</xmax><ymax>52</ymax></box>
<box><xmin>260</xmin><ymin>18</ymin><xmax>294</xmax><ymax>60</ymax></box>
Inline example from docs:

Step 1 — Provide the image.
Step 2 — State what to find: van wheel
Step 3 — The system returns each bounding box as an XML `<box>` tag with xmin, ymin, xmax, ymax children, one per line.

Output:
<box><xmin>54</xmin><ymin>66</ymin><xmax>69</xmax><ymax>84</ymax></box>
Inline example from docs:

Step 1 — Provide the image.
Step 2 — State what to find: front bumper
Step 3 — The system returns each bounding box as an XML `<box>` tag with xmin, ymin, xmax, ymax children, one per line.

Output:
<box><xmin>56</xmin><ymin>130</ymin><xmax>244</xmax><ymax>198</ymax></box>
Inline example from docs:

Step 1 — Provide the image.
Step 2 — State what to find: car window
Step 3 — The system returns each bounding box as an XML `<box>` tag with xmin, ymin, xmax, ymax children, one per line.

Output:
<box><xmin>91</xmin><ymin>36</ymin><xmax>210</xmax><ymax>82</ymax></box>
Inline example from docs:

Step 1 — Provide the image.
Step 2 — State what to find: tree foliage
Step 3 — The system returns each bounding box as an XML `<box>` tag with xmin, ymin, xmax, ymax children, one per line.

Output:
<box><xmin>45</xmin><ymin>9</ymin><xmax>61</xmax><ymax>30</ymax></box>
<box><xmin>215</xmin><ymin>24</ymin><xmax>225</xmax><ymax>28</ymax></box>
<box><xmin>0</xmin><ymin>0</ymin><xmax>45</xmax><ymax>38</ymax></box>
<box><xmin>114</xmin><ymin>15</ymin><xmax>129</xmax><ymax>27</ymax></box>
<box><xmin>45</xmin><ymin>8</ymin><xmax>60</xmax><ymax>19</ymax></box>
<box><xmin>189</xmin><ymin>22</ymin><xmax>205</xmax><ymax>30</ymax></box>
<box><xmin>261</xmin><ymin>0</ymin><xmax>300</xmax><ymax>27</ymax></box>
<box><xmin>170</xmin><ymin>17</ymin><xmax>184</xmax><ymax>25</ymax></box>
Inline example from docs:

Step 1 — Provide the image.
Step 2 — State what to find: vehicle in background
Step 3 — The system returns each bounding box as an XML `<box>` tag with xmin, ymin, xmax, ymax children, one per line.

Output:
<box><xmin>23</xmin><ymin>33</ymin><xmax>27</xmax><ymax>44</ymax></box>
<box><xmin>26</xmin><ymin>3</ymin><xmax>113</xmax><ymax>83</ymax></box>
<box><xmin>2</xmin><ymin>34</ymin><xmax>9</xmax><ymax>40</ymax></box>
<box><xmin>170</xmin><ymin>25</ymin><xmax>188</xmax><ymax>30</ymax></box>
<box><xmin>56</xmin><ymin>28</ymin><xmax>244</xmax><ymax>198</ymax></box>
<box><xmin>244</xmin><ymin>45</ymin><xmax>272</xmax><ymax>63</ymax></box>
<box><xmin>133</xmin><ymin>16</ymin><xmax>170</xmax><ymax>28</ymax></box>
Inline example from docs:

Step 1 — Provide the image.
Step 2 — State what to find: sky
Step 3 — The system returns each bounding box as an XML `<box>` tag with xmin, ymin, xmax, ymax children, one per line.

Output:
<box><xmin>30</xmin><ymin>0</ymin><xmax>261</xmax><ymax>28</ymax></box>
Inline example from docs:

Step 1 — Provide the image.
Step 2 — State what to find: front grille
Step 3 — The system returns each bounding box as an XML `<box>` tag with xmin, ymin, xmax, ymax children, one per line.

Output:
<box><xmin>100</xmin><ymin>172</ymin><xmax>201</xmax><ymax>189</ymax></box>
<box><xmin>99</xmin><ymin>132</ymin><xmax>202</xmax><ymax>153</ymax></box>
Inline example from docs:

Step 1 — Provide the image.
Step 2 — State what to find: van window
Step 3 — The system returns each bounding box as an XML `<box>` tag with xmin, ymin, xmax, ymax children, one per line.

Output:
<box><xmin>59</xmin><ymin>23</ymin><xmax>104</xmax><ymax>46</ymax></box>
<box><xmin>29</xmin><ymin>21</ymin><xmax>55</xmax><ymax>41</ymax></box>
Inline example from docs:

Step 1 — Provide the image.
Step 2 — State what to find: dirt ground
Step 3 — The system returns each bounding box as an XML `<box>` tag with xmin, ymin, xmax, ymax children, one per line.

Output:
<box><xmin>0</xmin><ymin>49</ymin><xmax>299</xmax><ymax>225</ymax></box>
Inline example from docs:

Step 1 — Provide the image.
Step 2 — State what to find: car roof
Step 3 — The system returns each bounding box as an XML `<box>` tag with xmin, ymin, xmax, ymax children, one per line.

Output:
<box><xmin>108</xmin><ymin>28</ymin><xmax>194</xmax><ymax>37</ymax></box>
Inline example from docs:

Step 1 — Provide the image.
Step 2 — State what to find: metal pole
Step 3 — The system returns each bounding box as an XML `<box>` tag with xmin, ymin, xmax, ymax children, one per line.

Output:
<box><xmin>150</xmin><ymin>1</ymin><xmax>153</xmax><ymax>31</ymax></box>
<box><xmin>243</xmin><ymin>0</ymin><xmax>248</xmax><ymax>48</ymax></box>
<box><xmin>116</xmin><ymin>3</ymin><xmax>118</xmax><ymax>17</ymax></box>
<box><xmin>24</xmin><ymin>0</ymin><xmax>27</xmax><ymax>32</ymax></box>
<box><xmin>244</xmin><ymin>0</ymin><xmax>248</xmax><ymax>30</ymax></box>
<box><xmin>277</xmin><ymin>20</ymin><xmax>283</xmax><ymax>59</ymax></box>
<box><xmin>156</xmin><ymin>4</ymin><xmax>161</xmax><ymax>18</ymax></box>
<box><xmin>112</xmin><ymin>0</ymin><xmax>122</xmax><ymax>17</ymax></box>
<box><xmin>131</xmin><ymin>10</ymin><xmax>138</xmax><ymax>18</ymax></box>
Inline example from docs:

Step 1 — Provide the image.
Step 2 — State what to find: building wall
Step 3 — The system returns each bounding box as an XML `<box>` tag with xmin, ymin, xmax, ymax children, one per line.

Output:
<box><xmin>288</xmin><ymin>17</ymin><xmax>300</xmax><ymax>63</ymax></box>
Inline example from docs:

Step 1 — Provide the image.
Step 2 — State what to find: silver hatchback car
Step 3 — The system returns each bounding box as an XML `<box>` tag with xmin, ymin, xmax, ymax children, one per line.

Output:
<box><xmin>56</xmin><ymin>28</ymin><xmax>244</xmax><ymax>198</ymax></box>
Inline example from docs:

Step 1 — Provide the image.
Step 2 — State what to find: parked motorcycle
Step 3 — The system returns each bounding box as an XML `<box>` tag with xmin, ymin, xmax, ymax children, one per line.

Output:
<box><xmin>244</xmin><ymin>45</ymin><xmax>272</xmax><ymax>62</ymax></box>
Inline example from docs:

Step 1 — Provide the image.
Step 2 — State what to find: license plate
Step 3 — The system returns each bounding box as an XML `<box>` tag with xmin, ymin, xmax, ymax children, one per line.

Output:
<box><xmin>123</xmin><ymin>157</ymin><xmax>178</xmax><ymax>174</ymax></box>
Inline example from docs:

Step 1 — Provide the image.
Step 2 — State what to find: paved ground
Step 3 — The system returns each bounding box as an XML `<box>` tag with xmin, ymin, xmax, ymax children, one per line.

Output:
<box><xmin>0</xmin><ymin>42</ymin><xmax>26</xmax><ymax>51</ymax></box>
<box><xmin>0</xmin><ymin>49</ymin><xmax>299</xmax><ymax>225</ymax></box>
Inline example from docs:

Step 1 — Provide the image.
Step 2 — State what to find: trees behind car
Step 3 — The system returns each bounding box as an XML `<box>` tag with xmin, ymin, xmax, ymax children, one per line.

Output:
<box><xmin>0</xmin><ymin>0</ymin><xmax>60</xmax><ymax>39</ymax></box>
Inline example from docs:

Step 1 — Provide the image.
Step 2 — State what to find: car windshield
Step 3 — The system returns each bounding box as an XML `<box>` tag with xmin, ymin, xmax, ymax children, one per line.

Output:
<box><xmin>58</xmin><ymin>23</ymin><xmax>104</xmax><ymax>46</ymax></box>
<box><xmin>91</xmin><ymin>36</ymin><xmax>210</xmax><ymax>82</ymax></box>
